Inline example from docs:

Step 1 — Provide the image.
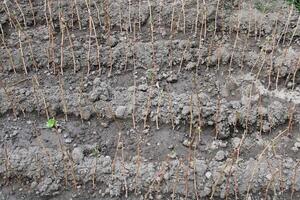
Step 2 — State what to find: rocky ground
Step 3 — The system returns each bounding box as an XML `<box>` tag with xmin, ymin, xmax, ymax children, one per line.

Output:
<box><xmin>0</xmin><ymin>0</ymin><xmax>300</xmax><ymax>199</ymax></box>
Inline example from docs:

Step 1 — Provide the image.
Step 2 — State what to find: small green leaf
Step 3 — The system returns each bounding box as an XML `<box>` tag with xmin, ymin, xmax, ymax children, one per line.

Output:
<box><xmin>47</xmin><ymin>118</ymin><xmax>57</xmax><ymax>128</ymax></box>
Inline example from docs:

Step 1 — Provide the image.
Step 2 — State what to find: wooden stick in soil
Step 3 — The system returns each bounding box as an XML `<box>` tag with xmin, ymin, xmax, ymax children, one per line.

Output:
<box><xmin>64</xmin><ymin>22</ymin><xmax>78</xmax><ymax>73</ymax></box>
<box><xmin>128</xmin><ymin>0</ymin><xmax>132</xmax><ymax>32</ymax></box>
<box><xmin>0</xmin><ymin>81</ymin><xmax>18</xmax><ymax>118</ymax></box>
<box><xmin>44</xmin><ymin>0</ymin><xmax>51</xmax><ymax>69</ymax></box>
<box><xmin>167</xmin><ymin>90</ymin><xmax>175</xmax><ymax>130</ymax></box>
<box><xmin>2</xmin><ymin>1</ymin><xmax>16</xmax><ymax>28</ymax></box>
<box><xmin>143</xmin><ymin>85</ymin><xmax>153</xmax><ymax>129</ymax></box>
<box><xmin>178</xmin><ymin>40</ymin><xmax>189</xmax><ymax>74</ymax></box>
<box><xmin>86</xmin><ymin>0</ymin><xmax>92</xmax><ymax>75</ymax></box>
<box><xmin>214</xmin><ymin>95</ymin><xmax>221</xmax><ymax>139</ymax></box>
<box><xmin>131</xmin><ymin>23</ymin><xmax>137</xmax><ymax>129</ymax></box>
<box><xmin>194</xmin><ymin>0</ymin><xmax>200</xmax><ymax>36</ymax></box>
<box><xmin>291</xmin><ymin>57</ymin><xmax>300</xmax><ymax>90</ymax></box>
<box><xmin>14</xmin><ymin>0</ymin><xmax>27</xmax><ymax>28</ymax></box>
<box><xmin>202</xmin><ymin>0</ymin><xmax>207</xmax><ymax>40</ymax></box>
<box><xmin>258</xmin><ymin>93</ymin><xmax>264</xmax><ymax>135</ymax></box>
<box><xmin>59</xmin><ymin>18</ymin><xmax>65</xmax><ymax>75</ymax></box>
<box><xmin>92</xmin><ymin>155</ymin><xmax>97</xmax><ymax>189</ymax></box>
<box><xmin>275</xmin><ymin>48</ymin><xmax>288</xmax><ymax>90</ymax></box>
<box><xmin>111</xmin><ymin>131</ymin><xmax>122</xmax><ymax>175</ymax></box>
<box><xmin>103</xmin><ymin>0</ymin><xmax>113</xmax><ymax>77</ymax></box>
<box><xmin>180</xmin><ymin>0</ymin><xmax>186</xmax><ymax>34</ymax></box>
<box><xmin>235</xmin><ymin>82</ymin><xmax>254</xmax><ymax>161</ymax></box>
<box><xmin>267</xmin><ymin>17</ymin><xmax>279</xmax><ymax>89</ymax></box>
<box><xmin>78</xmin><ymin>72</ymin><xmax>85</xmax><ymax>122</ymax></box>
<box><xmin>56</xmin><ymin>128</ymin><xmax>78</xmax><ymax>189</ymax></box>
<box><xmin>28</xmin><ymin>0</ymin><xmax>36</xmax><ymax>26</ymax></box>
<box><xmin>158</xmin><ymin>0</ymin><xmax>163</xmax><ymax>35</ymax></box>
<box><xmin>291</xmin><ymin>161</ymin><xmax>300</xmax><ymax>200</ymax></box>
<box><xmin>288</xmin><ymin>16</ymin><xmax>300</xmax><ymax>46</ymax></box>
<box><xmin>27</xmin><ymin>35</ymin><xmax>38</xmax><ymax>71</ymax></box>
<box><xmin>32</xmin><ymin>75</ymin><xmax>50</xmax><ymax>120</ymax></box>
<box><xmin>189</xmin><ymin>94</ymin><xmax>193</xmax><ymax>137</ymax></box>
<box><xmin>282</xmin><ymin>4</ymin><xmax>293</xmax><ymax>45</ymax></box>
<box><xmin>172</xmin><ymin>159</ymin><xmax>182</xmax><ymax>200</ymax></box>
<box><xmin>90</xmin><ymin>9</ymin><xmax>101</xmax><ymax>73</ymax></box>
<box><xmin>192</xmin><ymin>149</ymin><xmax>199</xmax><ymax>200</ymax></box>
<box><xmin>170</xmin><ymin>0</ymin><xmax>176</xmax><ymax>35</ymax></box>
<box><xmin>58</xmin><ymin>75</ymin><xmax>69</xmax><ymax>121</ymax></box>
<box><xmin>287</xmin><ymin>103</ymin><xmax>296</xmax><ymax>136</ymax></box>
<box><xmin>93</xmin><ymin>0</ymin><xmax>102</xmax><ymax>27</ymax></box>
<box><xmin>47</xmin><ymin>0</ymin><xmax>54</xmax><ymax>29</ymax></box>
<box><xmin>213</xmin><ymin>0</ymin><xmax>220</xmax><ymax>38</ymax></box>
<box><xmin>73</xmin><ymin>0</ymin><xmax>82</xmax><ymax>30</ymax></box>
<box><xmin>169</xmin><ymin>0</ymin><xmax>176</xmax><ymax>68</ymax></box>
<box><xmin>156</xmin><ymin>90</ymin><xmax>163</xmax><ymax>130</ymax></box>
<box><xmin>3</xmin><ymin>144</ymin><xmax>12</xmax><ymax>178</ymax></box>
<box><xmin>0</xmin><ymin>31</ymin><xmax>16</xmax><ymax>73</ymax></box>
<box><xmin>134</xmin><ymin>136</ymin><xmax>142</xmax><ymax>195</ymax></box>
<box><xmin>120</xmin><ymin>142</ymin><xmax>128</xmax><ymax>198</ymax></box>
<box><xmin>228</xmin><ymin>1</ymin><xmax>242</xmax><ymax>77</ymax></box>
<box><xmin>138</xmin><ymin>0</ymin><xmax>142</xmax><ymax>32</ymax></box>
<box><xmin>18</xmin><ymin>30</ymin><xmax>28</xmax><ymax>74</ymax></box>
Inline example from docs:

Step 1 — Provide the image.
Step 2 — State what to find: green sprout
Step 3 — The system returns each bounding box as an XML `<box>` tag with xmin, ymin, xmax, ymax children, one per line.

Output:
<box><xmin>146</xmin><ymin>69</ymin><xmax>154</xmax><ymax>80</ymax></box>
<box><xmin>286</xmin><ymin>0</ymin><xmax>300</xmax><ymax>12</ymax></box>
<box><xmin>46</xmin><ymin>118</ymin><xmax>57</xmax><ymax>129</ymax></box>
<box><xmin>91</xmin><ymin>146</ymin><xmax>100</xmax><ymax>157</ymax></box>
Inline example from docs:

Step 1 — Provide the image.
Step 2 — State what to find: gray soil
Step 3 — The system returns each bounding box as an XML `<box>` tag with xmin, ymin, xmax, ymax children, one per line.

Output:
<box><xmin>0</xmin><ymin>0</ymin><xmax>300</xmax><ymax>199</ymax></box>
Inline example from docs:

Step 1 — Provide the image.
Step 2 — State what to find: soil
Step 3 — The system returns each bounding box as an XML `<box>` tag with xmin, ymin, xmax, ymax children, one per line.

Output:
<box><xmin>0</xmin><ymin>0</ymin><xmax>300</xmax><ymax>199</ymax></box>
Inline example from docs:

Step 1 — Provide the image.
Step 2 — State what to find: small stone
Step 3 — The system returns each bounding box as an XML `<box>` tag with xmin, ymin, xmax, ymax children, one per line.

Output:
<box><xmin>294</xmin><ymin>142</ymin><xmax>300</xmax><ymax>149</ymax></box>
<box><xmin>181</xmin><ymin>106</ymin><xmax>190</xmax><ymax>116</ymax></box>
<box><xmin>101</xmin><ymin>122</ymin><xmax>109</xmax><ymax>128</ymax></box>
<box><xmin>115</xmin><ymin>106</ymin><xmax>127</xmax><ymax>118</ymax></box>
<box><xmin>72</xmin><ymin>147</ymin><xmax>84</xmax><ymax>163</ymax></box>
<box><xmin>186</xmin><ymin>62</ymin><xmax>196</xmax><ymax>70</ymax></box>
<box><xmin>291</xmin><ymin>146</ymin><xmax>298</xmax><ymax>152</ymax></box>
<box><xmin>167</xmin><ymin>74</ymin><xmax>178</xmax><ymax>83</ymax></box>
<box><xmin>182</xmin><ymin>139</ymin><xmax>191</xmax><ymax>147</ymax></box>
<box><xmin>138</xmin><ymin>84</ymin><xmax>148</xmax><ymax>92</ymax></box>
<box><xmin>10</xmin><ymin>130</ymin><xmax>19</xmax><ymax>137</ymax></box>
<box><xmin>287</xmin><ymin>82</ymin><xmax>293</xmax><ymax>89</ymax></box>
<box><xmin>266</xmin><ymin>173</ymin><xmax>272</xmax><ymax>180</ymax></box>
<box><xmin>207</xmin><ymin>121</ymin><xmax>214</xmax><ymax>126</ymax></box>
<box><xmin>168</xmin><ymin>150</ymin><xmax>177</xmax><ymax>159</ymax></box>
<box><xmin>142</xmin><ymin>129</ymin><xmax>150</xmax><ymax>134</ymax></box>
<box><xmin>30</xmin><ymin>181</ymin><xmax>38</xmax><ymax>189</ymax></box>
<box><xmin>215</xmin><ymin>150</ymin><xmax>226</xmax><ymax>161</ymax></box>
<box><xmin>205</xmin><ymin>171</ymin><xmax>212</xmax><ymax>179</ymax></box>
<box><xmin>232</xmin><ymin>137</ymin><xmax>241</xmax><ymax>149</ymax></box>
<box><xmin>65</xmin><ymin>138</ymin><xmax>73</xmax><ymax>144</ymax></box>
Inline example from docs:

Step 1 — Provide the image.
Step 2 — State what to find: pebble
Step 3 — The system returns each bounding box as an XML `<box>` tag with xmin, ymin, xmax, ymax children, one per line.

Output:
<box><xmin>115</xmin><ymin>106</ymin><xmax>127</xmax><ymax>118</ymax></box>
<box><xmin>215</xmin><ymin>150</ymin><xmax>226</xmax><ymax>161</ymax></box>
<box><xmin>65</xmin><ymin>138</ymin><xmax>73</xmax><ymax>144</ymax></box>
<box><xmin>72</xmin><ymin>147</ymin><xmax>84</xmax><ymax>163</ymax></box>
<box><xmin>181</xmin><ymin>106</ymin><xmax>190</xmax><ymax>116</ymax></box>
<box><xmin>10</xmin><ymin>130</ymin><xmax>19</xmax><ymax>137</ymax></box>
<box><xmin>232</xmin><ymin>137</ymin><xmax>241</xmax><ymax>148</ymax></box>
<box><xmin>205</xmin><ymin>171</ymin><xmax>212</xmax><ymax>179</ymax></box>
